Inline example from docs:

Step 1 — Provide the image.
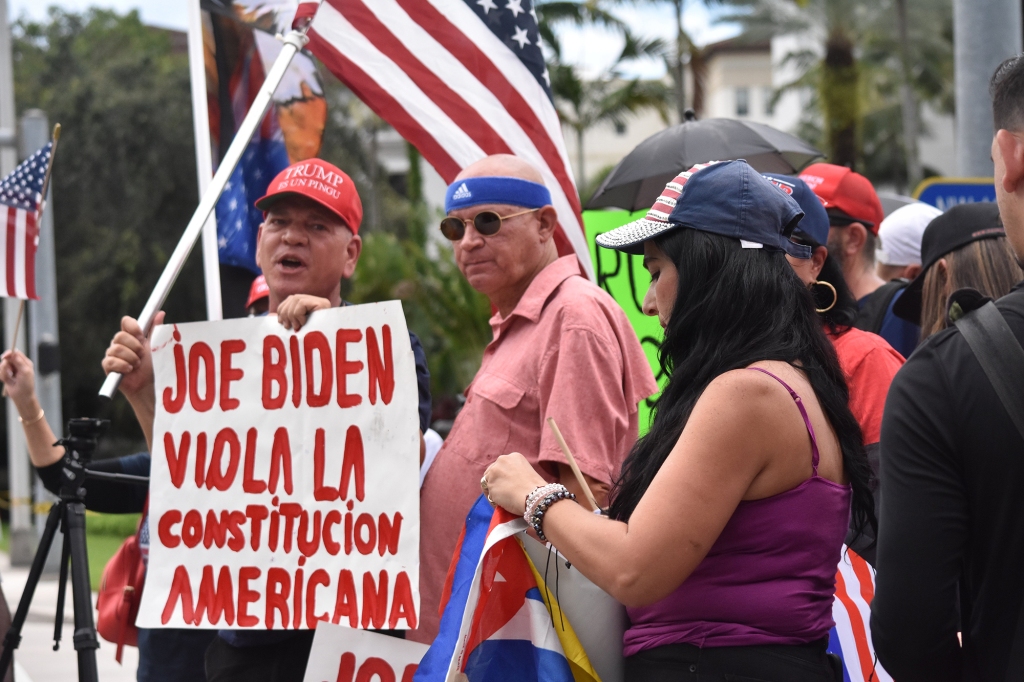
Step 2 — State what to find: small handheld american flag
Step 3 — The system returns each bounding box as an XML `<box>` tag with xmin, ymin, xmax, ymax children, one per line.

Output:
<box><xmin>0</xmin><ymin>142</ymin><xmax>52</xmax><ymax>300</ymax></box>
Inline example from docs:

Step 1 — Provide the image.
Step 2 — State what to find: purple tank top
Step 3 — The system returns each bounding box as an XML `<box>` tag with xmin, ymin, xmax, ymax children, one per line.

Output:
<box><xmin>623</xmin><ymin>368</ymin><xmax>852</xmax><ymax>656</ymax></box>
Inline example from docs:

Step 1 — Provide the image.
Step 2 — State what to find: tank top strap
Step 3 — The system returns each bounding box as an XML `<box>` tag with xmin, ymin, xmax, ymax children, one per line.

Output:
<box><xmin>745</xmin><ymin>367</ymin><xmax>821</xmax><ymax>474</ymax></box>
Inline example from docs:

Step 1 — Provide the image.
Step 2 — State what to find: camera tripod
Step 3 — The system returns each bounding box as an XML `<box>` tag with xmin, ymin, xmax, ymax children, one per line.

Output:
<box><xmin>0</xmin><ymin>418</ymin><xmax>149</xmax><ymax>682</ymax></box>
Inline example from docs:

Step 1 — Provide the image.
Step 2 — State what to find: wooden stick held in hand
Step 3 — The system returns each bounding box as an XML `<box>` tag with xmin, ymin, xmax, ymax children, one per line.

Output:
<box><xmin>2</xmin><ymin>301</ymin><xmax>25</xmax><ymax>398</ymax></box>
<box><xmin>546</xmin><ymin>417</ymin><xmax>601</xmax><ymax>512</ymax></box>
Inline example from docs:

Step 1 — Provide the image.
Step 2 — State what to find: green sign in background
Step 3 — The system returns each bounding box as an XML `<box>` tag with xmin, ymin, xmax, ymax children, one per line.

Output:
<box><xmin>582</xmin><ymin>210</ymin><xmax>666</xmax><ymax>433</ymax></box>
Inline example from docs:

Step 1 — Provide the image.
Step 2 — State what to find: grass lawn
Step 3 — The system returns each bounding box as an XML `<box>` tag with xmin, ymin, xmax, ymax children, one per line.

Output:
<box><xmin>0</xmin><ymin>512</ymin><xmax>141</xmax><ymax>588</ymax></box>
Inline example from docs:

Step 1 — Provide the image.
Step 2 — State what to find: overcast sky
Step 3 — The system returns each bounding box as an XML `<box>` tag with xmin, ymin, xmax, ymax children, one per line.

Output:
<box><xmin>9</xmin><ymin>0</ymin><xmax>739</xmax><ymax>79</ymax></box>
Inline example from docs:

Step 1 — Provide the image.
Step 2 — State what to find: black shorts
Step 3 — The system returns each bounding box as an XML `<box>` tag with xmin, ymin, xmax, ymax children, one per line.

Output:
<box><xmin>625</xmin><ymin>638</ymin><xmax>842</xmax><ymax>682</ymax></box>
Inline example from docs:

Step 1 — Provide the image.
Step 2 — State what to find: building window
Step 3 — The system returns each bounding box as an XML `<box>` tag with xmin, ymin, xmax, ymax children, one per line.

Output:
<box><xmin>614</xmin><ymin>121</ymin><xmax>627</xmax><ymax>135</ymax></box>
<box><xmin>735</xmin><ymin>87</ymin><xmax>750</xmax><ymax>117</ymax></box>
<box><xmin>763</xmin><ymin>86</ymin><xmax>775</xmax><ymax>116</ymax></box>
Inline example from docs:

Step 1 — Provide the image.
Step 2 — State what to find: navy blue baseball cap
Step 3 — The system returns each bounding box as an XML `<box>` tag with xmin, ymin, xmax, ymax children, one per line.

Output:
<box><xmin>762</xmin><ymin>173</ymin><xmax>830</xmax><ymax>247</ymax></box>
<box><xmin>596</xmin><ymin>160</ymin><xmax>809</xmax><ymax>259</ymax></box>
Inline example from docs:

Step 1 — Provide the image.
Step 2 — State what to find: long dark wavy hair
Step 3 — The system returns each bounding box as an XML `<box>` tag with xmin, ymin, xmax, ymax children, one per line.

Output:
<box><xmin>608</xmin><ymin>229</ymin><xmax>876</xmax><ymax>544</ymax></box>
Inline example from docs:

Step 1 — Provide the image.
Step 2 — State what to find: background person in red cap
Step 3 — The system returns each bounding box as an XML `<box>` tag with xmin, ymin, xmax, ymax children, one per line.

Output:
<box><xmin>100</xmin><ymin>158</ymin><xmax>433</xmax><ymax>682</ymax></box>
<box><xmin>246</xmin><ymin>274</ymin><xmax>270</xmax><ymax>316</ymax></box>
<box><xmin>799</xmin><ymin>163</ymin><xmax>919</xmax><ymax>358</ymax></box>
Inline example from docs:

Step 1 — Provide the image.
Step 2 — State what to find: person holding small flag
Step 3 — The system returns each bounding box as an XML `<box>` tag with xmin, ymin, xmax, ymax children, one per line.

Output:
<box><xmin>483</xmin><ymin>161</ymin><xmax>876</xmax><ymax>681</ymax></box>
<box><xmin>0</xmin><ymin>128</ymin><xmax>59</xmax><ymax>682</ymax></box>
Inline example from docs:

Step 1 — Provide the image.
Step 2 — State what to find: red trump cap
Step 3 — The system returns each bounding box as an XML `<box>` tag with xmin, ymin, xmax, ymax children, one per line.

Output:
<box><xmin>255</xmin><ymin>158</ymin><xmax>363</xmax><ymax>234</ymax></box>
<box><xmin>246</xmin><ymin>274</ymin><xmax>269</xmax><ymax>309</ymax></box>
<box><xmin>798</xmin><ymin>163</ymin><xmax>884</xmax><ymax>234</ymax></box>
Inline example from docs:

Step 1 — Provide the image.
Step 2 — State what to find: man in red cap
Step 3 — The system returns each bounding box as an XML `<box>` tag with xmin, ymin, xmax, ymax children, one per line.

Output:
<box><xmin>799</xmin><ymin>163</ymin><xmax>919</xmax><ymax>356</ymax></box>
<box><xmin>245</xmin><ymin>274</ymin><xmax>270</xmax><ymax>316</ymax></box>
<box><xmin>101</xmin><ymin>158</ymin><xmax>432</xmax><ymax>682</ymax></box>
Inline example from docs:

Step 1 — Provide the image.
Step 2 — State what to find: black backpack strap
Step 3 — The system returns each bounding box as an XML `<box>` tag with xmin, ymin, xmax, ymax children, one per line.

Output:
<box><xmin>854</xmin><ymin>280</ymin><xmax>907</xmax><ymax>334</ymax></box>
<box><xmin>951</xmin><ymin>296</ymin><xmax>1024</xmax><ymax>682</ymax></box>
<box><xmin>953</xmin><ymin>301</ymin><xmax>1024</xmax><ymax>441</ymax></box>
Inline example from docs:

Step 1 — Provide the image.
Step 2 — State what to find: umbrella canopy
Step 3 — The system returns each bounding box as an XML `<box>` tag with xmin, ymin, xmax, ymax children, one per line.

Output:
<box><xmin>878</xmin><ymin>192</ymin><xmax>917</xmax><ymax>217</ymax></box>
<box><xmin>586</xmin><ymin>118</ymin><xmax>824</xmax><ymax>211</ymax></box>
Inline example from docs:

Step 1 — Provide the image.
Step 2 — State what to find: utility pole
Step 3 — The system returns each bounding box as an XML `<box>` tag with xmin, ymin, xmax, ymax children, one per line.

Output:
<box><xmin>22</xmin><ymin>110</ymin><xmax>63</xmax><ymax>572</ymax></box>
<box><xmin>952</xmin><ymin>0</ymin><xmax>1022</xmax><ymax>177</ymax></box>
<box><xmin>0</xmin><ymin>0</ymin><xmax>35</xmax><ymax>566</ymax></box>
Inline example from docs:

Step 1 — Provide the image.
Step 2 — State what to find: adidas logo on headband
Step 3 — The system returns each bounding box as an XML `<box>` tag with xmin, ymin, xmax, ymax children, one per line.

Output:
<box><xmin>451</xmin><ymin>183</ymin><xmax>472</xmax><ymax>201</ymax></box>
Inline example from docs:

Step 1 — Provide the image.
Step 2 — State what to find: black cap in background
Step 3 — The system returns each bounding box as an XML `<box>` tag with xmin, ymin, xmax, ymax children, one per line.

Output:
<box><xmin>893</xmin><ymin>202</ymin><xmax>1005</xmax><ymax>323</ymax></box>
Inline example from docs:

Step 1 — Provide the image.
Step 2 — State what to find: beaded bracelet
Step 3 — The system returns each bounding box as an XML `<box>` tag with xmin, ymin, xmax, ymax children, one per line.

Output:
<box><xmin>524</xmin><ymin>484</ymin><xmax>575</xmax><ymax>543</ymax></box>
<box><xmin>524</xmin><ymin>483</ymin><xmax>563</xmax><ymax>522</ymax></box>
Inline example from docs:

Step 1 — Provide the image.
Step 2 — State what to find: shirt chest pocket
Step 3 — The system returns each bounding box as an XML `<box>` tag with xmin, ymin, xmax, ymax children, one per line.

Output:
<box><xmin>451</xmin><ymin>373</ymin><xmax>527</xmax><ymax>466</ymax></box>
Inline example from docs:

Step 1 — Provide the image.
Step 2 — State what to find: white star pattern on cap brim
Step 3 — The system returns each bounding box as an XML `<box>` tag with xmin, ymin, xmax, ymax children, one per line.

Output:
<box><xmin>596</xmin><ymin>161</ymin><xmax>722</xmax><ymax>252</ymax></box>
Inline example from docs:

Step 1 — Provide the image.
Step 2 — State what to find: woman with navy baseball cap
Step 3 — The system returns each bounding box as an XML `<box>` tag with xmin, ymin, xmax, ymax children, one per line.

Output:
<box><xmin>483</xmin><ymin>160</ymin><xmax>875</xmax><ymax>681</ymax></box>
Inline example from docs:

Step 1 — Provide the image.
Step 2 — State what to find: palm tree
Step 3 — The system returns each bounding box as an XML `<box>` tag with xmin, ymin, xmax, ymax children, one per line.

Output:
<box><xmin>721</xmin><ymin>0</ymin><xmax>951</xmax><ymax>184</ymax></box>
<box><xmin>536</xmin><ymin>1</ymin><xmax>672</xmax><ymax>186</ymax></box>
<box><xmin>720</xmin><ymin>0</ymin><xmax>872</xmax><ymax>169</ymax></box>
<box><xmin>550</xmin><ymin>39</ymin><xmax>671</xmax><ymax>187</ymax></box>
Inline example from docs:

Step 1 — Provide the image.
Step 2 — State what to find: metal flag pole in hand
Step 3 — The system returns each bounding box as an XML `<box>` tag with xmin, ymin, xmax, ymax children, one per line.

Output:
<box><xmin>98</xmin><ymin>27</ymin><xmax>311</xmax><ymax>398</ymax></box>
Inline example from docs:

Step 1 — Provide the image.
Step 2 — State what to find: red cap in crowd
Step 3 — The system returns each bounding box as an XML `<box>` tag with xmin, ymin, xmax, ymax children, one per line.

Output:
<box><xmin>255</xmin><ymin>158</ymin><xmax>363</xmax><ymax>234</ymax></box>
<box><xmin>798</xmin><ymin>163</ymin><xmax>884</xmax><ymax>235</ymax></box>
<box><xmin>246</xmin><ymin>274</ymin><xmax>270</xmax><ymax>309</ymax></box>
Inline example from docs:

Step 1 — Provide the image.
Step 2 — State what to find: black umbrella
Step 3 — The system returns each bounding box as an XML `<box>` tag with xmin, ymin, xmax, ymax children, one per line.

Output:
<box><xmin>586</xmin><ymin>116</ymin><xmax>824</xmax><ymax>211</ymax></box>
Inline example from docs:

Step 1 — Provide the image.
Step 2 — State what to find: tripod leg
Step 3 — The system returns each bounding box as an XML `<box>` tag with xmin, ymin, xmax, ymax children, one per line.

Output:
<box><xmin>0</xmin><ymin>501</ymin><xmax>63</xmax><ymax>678</ymax></box>
<box><xmin>65</xmin><ymin>501</ymin><xmax>100</xmax><ymax>682</ymax></box>
<box><xmin>53</xmin><ymin>530</ymin><xmax>71</xmax><ymax>650</ymax></box>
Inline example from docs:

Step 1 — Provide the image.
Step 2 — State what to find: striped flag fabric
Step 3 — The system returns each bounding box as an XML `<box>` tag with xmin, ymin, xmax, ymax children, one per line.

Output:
<box><xmin>293</xmin><ymin>0</ymin><xmax>594</xmax><ymax>279</ymax></box>
<box><xmin>415</xmin><ymin>495</ymin><xmax>599</xmax><ymax>682</ymax></box>
<box><xmin>828</xmin><ymin>546</ymin><xmax>892</xmax><ymax>682</ymax></box>
<box><xmin>0</xmin><ymin>142</ymin><xmax>50</xmax><ymax>300</ymax></box>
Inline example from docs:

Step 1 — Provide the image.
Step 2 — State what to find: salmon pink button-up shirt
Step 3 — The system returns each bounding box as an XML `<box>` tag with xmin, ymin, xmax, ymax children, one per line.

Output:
<box><xmin>411</xmin><ymin>255</ymin><xmax>659</xmax><ymax>643</ymax></box>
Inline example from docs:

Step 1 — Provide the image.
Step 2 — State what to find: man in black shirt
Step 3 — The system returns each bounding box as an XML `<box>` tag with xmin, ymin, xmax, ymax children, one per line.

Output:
<box><xmin>871</xmin><ymin>54</ymin><xmax>1024</xmax><ymax>681</ymax></box>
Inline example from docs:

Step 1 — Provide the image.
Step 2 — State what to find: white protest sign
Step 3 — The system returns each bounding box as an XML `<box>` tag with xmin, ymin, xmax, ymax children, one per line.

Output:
<box><xmin>302</xmin><ymin>623</ymin><xmax>428</xmax><ymax>682</ymax></box>
<box><xmin>137</xmin><ymin>302</ymin><xmax>420</xmax><ymax>631</ymax></box>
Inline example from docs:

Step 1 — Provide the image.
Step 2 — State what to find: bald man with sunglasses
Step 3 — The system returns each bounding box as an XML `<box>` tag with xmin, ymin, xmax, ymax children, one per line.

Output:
<box><xmin>411</xmin><ymin>154</ymin><xmax>657</xmax><ymax>643</ymax></box>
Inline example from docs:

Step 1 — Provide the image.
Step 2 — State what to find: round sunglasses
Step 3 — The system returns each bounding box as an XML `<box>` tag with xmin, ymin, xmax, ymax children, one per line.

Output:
<box><xmin>439</xmin><ymin>208</ymin><xmax>539</xmax><ymax>241</ymax></box>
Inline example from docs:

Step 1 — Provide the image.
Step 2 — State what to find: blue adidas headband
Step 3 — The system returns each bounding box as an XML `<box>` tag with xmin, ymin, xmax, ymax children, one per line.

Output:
<box><xmin>445</xmin><ymin>176</ymin><xmax>552</xmax><ymax>213</ymax></box>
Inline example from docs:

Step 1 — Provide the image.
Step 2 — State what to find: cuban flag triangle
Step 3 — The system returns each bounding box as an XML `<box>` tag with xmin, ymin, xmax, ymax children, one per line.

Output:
<box><xmin>415</xmin><ymin>495</ymin><xmax>600</xmax><ymax>682</ymax></box>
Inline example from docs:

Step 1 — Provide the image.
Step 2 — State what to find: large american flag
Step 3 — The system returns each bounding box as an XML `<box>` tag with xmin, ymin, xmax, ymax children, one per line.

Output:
<box><xmin>0</xmin><ymin>143</ymin><xmax>49</xmax><ymax>300</ymax></box>
<box><xmin>294</xmin><ymin>0</ymin><xmax>593</xmax><ymax>279</ymax></box>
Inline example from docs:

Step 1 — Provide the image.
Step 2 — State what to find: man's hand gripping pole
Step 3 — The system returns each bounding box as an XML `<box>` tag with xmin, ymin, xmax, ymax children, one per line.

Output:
<box><xmin>99</xmin><ymin>27</ymin><xmax>311</xmax><ymax>398</ymax></box>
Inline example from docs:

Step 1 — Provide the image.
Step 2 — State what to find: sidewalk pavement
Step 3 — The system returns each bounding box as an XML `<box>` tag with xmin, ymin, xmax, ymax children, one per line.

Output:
<box><xmin>0</xmin><ymin>551</ymin><xmax>138</xmax><ymax>682</ymax></box>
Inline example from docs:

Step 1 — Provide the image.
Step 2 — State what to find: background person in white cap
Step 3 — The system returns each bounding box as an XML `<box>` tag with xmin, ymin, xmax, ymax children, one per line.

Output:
<box><xmin>875</xmin><ymin>202</ymin><xmax>942</xmax><ymax>284</ymax></box>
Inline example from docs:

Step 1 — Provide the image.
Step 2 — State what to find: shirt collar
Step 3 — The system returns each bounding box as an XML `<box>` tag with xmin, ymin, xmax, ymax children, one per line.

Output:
<box><xmin>491</xmin><ymin>255</ymin><xmax>582</xmax><ymax>328</ymax></box>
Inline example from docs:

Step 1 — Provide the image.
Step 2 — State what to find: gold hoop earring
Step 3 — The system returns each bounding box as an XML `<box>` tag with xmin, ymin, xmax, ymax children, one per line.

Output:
<box><xmin>812</xmin><ymin>280</ymin><xmax>838</xmax><ymax>313</ymax></box>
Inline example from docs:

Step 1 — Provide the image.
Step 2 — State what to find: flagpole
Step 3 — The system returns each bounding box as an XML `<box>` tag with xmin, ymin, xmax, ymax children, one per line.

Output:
<box><xmin>186</xmin><ymin>0</ymin><xmax>223</xmax><ymax>322</ymax></box>
<box><xmin>99</xmin><ymin>26</ymin><xmax>310</xmax><ymax>399</ymax></box>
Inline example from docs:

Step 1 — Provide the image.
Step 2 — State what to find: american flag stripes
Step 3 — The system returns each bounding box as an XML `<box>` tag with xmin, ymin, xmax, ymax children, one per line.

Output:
<box><xmin>294</xmin><ymin>0</ymin><xmax>594</xmax><ymax>279</ymax></box>
<box><xmin>828</xmin><ymin>546</ymin><xmax>893</xmax><ymax>682</ymax></box>
<box><xmin>0</xmin><ymin>143</ymin><xmax>50</xmax><ymax>300</ymax></box>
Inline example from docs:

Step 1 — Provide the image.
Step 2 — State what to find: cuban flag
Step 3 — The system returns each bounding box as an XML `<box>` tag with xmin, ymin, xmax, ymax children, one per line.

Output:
<box><xmin>415</xmin><ymin>495</ymin><xmax>599</xmax><ymax>682</ymax></box>
<box><xmin>827</xmin><ymin>546</ymin><xmax>892</xmax><ymax>682</ymax></box>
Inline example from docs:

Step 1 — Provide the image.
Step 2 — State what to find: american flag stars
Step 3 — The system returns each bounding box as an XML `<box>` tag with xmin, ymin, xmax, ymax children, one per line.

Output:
<box><xmin>0</xmin><ymin>143</ymin><xmax>51</xmax><ymax>212</ymax></box>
